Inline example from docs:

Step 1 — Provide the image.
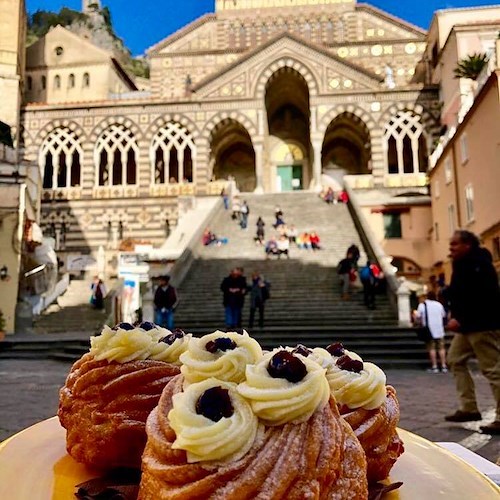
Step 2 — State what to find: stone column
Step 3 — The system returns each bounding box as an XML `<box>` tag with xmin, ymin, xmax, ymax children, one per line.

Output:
<box><xmin>253</xmin><ymin>141</ymin><xmax>264</xmax><ymax>194</ymax></box>
<box><xmin>311</xmin><ymin>139</ymin><xmax>323</xmax><ymax>192</ymax></box>
<box><xmin>397</xmin><ymin>280</ymin><xmax>412</xmax><ymax>327</ymax></box>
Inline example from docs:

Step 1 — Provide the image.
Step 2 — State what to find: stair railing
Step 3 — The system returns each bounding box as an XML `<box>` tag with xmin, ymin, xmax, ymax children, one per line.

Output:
<box><xmin>344</xmin><ymin>182</ymin><xmax>412</xmax><ymax>327</ymax></box>
<box><xmin>141</xmin><ymin>198</ymin><xmax>225</xmax><ymax>323</ymax></box>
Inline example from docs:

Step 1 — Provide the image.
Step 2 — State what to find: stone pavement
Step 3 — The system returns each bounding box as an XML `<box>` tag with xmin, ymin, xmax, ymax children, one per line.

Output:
<box><xmin>0</xmin><ymin>360</ymin><xmax>498</xmax><ymax>465</ymax></box>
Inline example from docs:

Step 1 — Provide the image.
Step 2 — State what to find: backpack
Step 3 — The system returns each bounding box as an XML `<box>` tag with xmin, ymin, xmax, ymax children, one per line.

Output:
<box><xmin>94</xmin><ymin>283</ymin><xmax>103</xmax><ymax>299</ymax></box>
<box><xmin>261</xmin><ymin>282</ymin><xmax>271</xmax><ymax>301</ymax></box>
<box><xmin>360</xmin><ymin>266</ymin><xmax>372</xmax><ymax>283</ymax></box>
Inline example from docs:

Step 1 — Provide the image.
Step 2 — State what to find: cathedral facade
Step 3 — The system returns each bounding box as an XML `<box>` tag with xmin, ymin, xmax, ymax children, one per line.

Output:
<box><xmin>20</xmin><ymin>0</ymin><xmax>441</xmax><ymax>267</ymax></box>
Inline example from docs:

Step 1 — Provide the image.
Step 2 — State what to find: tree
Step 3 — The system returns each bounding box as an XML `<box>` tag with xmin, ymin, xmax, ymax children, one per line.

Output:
<box><xmin>453</xmin><ymin>53</ymin><xmax>489</xmax><ymax>81</ymax></box>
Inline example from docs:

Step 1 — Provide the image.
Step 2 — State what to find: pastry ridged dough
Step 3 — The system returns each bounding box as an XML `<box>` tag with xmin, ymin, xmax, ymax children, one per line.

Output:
<box><xmin>341</xmin><ymin>385</ymin><xmax>404</xmax><ymax>483</ymax></box>
<box><xmin>139</xmin><ymin>375</ymin><xmax>368</xmax><ymax>500</ymax></box>
<box><xmin>58</xmin><ymin>353</ymin><xmax>179</xmax><ymax>469</ymax></box>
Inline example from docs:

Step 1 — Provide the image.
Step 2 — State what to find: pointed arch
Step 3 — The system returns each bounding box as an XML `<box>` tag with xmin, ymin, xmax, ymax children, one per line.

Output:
<box><xmin>254</xmin><ymin>57</ymin><xmax>319</xmax><ymax>99</ymax></box>
<box><xmin>39</xmin><ymin>127</ymin><xmax>83</xmax><ymax>189</ymax></box>
<box><xmin>150</xmin><ymin>122</ymin><xmax>196</xmax><ymax>184</ymax></box>
<box><xmin>94</xmin><ymin>124</ymin><xmax>139</xmax><ymax>186</ymax></box>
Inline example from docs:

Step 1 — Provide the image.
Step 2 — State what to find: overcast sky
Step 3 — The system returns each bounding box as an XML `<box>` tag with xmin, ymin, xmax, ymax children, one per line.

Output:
<box><xmin>25</xmin><ymin>1</ymin><xmax>499</xmax><ymax>55</ymax></box>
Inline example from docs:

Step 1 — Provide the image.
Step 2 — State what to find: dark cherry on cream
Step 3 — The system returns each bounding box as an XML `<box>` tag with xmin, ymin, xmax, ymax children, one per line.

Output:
<box><xmin>267</xmin><ymin>350</ymin><xmax>307</xmax><ymax>383</ymax></box>
<box><xmin>336</xmin><ymin>355</ymin><xmax>364</xmax><ymax>373</ymax></box>
<box><xmin>205</xmin><ymin>337</ymin><xmax>237</xmax><ymax>353</ymax></box>
<box><xmin>326</xmin><ymin>342</ymin><xmax>345</xmax><ymax>357</ymax></box>
<box><xmin>196</xmin><ymin>387</ymin><xmax>234</xmax><ymax>422</ymax></box>
<box><xmin>161</xmin><ymin>329</ymin><xmax>186</xmax><ymax>345</ymax></box>
<box><xmin>112</xmin><ymin>322</ymin><xmax>135</xmax><ymax>331</ymax></box>
<box><xmin>139</xmin><ymin>322</ymin><xmax>156</xmax><ymax>331</ymax></box>
<box><xmin>291</xmin><ymin>344</ymin><xmax>311</xmax><ymax>357</ymax></box>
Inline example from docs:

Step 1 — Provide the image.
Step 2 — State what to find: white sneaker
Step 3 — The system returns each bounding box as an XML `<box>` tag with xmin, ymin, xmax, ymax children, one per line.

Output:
<box><xmin>427</xmin><ymin>367</ymin><xmax>439</xmax><ymax>374</ymax></box>
<box><xmin>441</xmin><ymin>366</ymin><xmax>448</xmax><ymax>373</ymax></box>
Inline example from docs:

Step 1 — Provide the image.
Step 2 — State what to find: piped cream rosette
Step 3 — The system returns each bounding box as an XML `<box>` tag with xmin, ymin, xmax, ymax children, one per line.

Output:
<box><xmin>89</xmin><ymin>324</ymin><xmax>191</xmax><ymax>364</ymax></box>
<box><xmin>309</xmin><ymin>347</ymin><xmax>363</xmax><ymax>368</ymax></box>
<box><xmin>237</xmin><ymin>349</ymin><xmax>330</xmax><ymax>426</ymax></box>
<box><xmin>327</xmin><ymin>361</ymin><xmax>387</xmax><ymax>410</ymax></box>
<box><xmin>180</xmin><ymin>330</ymin><xmax>262</xmax><ymax>385</ymax></box>
<box><xmin>168</xmin><ymin>378</ymin><xmax>259</xmax><ymax>463</ymax></box>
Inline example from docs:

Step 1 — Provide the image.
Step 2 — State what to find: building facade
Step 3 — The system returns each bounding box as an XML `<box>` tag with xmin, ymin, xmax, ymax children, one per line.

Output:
<box><xmin>19</xmin><ymin>0</ymin><xmax>445</xmax><ymax>273</ymax></box>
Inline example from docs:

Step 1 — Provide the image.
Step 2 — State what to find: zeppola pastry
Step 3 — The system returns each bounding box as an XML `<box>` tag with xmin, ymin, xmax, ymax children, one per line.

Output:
<box><xmin>59</xmin><ymin>322</ymin><xmax>190</xmax><ymax>469</ymax></box>
<box><xmin>139</xmin><ymin>342</ymin><xmax>369</xmax><ymax>499</ymax></box>
<box><xmin>321</xmin><ymin>342</ymin><xmax>404</xmax><ymax>483</ymax></box>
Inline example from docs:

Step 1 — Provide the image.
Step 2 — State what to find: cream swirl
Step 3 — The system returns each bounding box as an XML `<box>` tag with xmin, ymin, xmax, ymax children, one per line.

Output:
<box><xmin>149</xmin><ymin>333</ymin><xmax>192</xmax><ymax>364</ymax></box>
<box><xmin>327</xmin><ymin>361</ymin><xmax>387</xmax><ymax>410</ymax></box>
<box><xmin>237</xmin><ymin>349</ymin><xmax>330</xmax><ymax>426</ymax></box>
<box><xmin>89</xmin><ymin>324</ymin><xmax>187</xmax><ymax>364</ymax></box>
<box><xmin>168</xmin><ymin>378</ymin><xmax>259</xmax><ymax>463</ymax></box>
<box><xmin>309</xmin><ymin>347</ymin><xmax>362</xmax><ymax>368</ymax></box>
<box><xmin>180</xmin><ymin>330</ymin><xmax>262</xmax><ymax>384</ymax></box>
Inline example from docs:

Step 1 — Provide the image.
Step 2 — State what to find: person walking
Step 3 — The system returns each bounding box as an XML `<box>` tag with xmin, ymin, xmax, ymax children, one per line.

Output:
<box><xmin>359</xmin><ymin>261</ymin><xmax>376</xmax><ymax>309</ymax></box>
<box><xmin>444</xmin><ymin>230</ymin><xmax>500</xmax><ymax>435</ymax></box>
<box><xmin>154</xmin><ymin>275</ymin><xmax>179</xmax><ymax>330</ymax></box>
<box><xmin>255</xmin><ymin>216</ymin><xmax>265</xmax><ymax>245</ymax></box>
<box><xmin>415</xmin><ymin>291</ymin><xmax>448</xmax><ymax>373</ymax></box>
<box><xmin>220</xmin><ymin>268</ymin><xmax>247</xmax><ymax>329</ymax></box>
<box><xmin>240</xmin><ymin>200</ymin><xmax>249</xmax><ymax>229</ymax></box>
<box><xmin>248</xmin><ymin>271</ymin><xmax>270</xmax><ymax>330</ymax></box>
<box><xmin>347</xmin><ymin>244</ymin><xmax>360</xmax><ymax>268</ymax></box>
<box><xmin>337</xmin><ymin>253</ymin><xmax>353</xmax><ymax>300</ymax></box>
<box><xmin>90</xmin><ymin>276</ymin><xmax>106</xmax><ymax>310</ymax></box>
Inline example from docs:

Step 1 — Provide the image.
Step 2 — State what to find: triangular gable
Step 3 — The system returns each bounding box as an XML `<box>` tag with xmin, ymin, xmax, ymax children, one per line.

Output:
<box><xmin>147</xmin><ymin>14</ymin><xmax>217</xmax><ymax>56</ymax></box>
<box><xmin>193</xmin><ymin>33</ymin><xmax>383</xmax><ymax>99</ymax></box>
<box><xmin>356</xmin><ymin>4</ymin><xmax>427</xmax><ymax>38</ymax></box>
<box><xmin>26</xmin><ymin>25</ymin><xmax>113</xmax><ymax>68</ymax></box>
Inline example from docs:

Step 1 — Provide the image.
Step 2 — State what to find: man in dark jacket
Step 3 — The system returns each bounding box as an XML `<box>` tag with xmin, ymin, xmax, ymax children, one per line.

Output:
<box><xmin>220</xmin><ymin>268</ymin><xmax>247</xmax><ymax>328</ymax></box>
<box><xmin>445</xmin><ymin>230</ymin><xmax>500</xmax><ymax>435</ymax></box>
<box><xmin>154</xmin><ymin>275</ymin><xmax>179</xmax><ymax>330</ymax></box>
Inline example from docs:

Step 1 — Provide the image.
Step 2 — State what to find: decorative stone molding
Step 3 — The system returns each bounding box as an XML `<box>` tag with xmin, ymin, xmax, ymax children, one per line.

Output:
<box><xmin>202</xmin><ymin>110</ymin><xmax>258</xmax><ymax>141</ymax></box>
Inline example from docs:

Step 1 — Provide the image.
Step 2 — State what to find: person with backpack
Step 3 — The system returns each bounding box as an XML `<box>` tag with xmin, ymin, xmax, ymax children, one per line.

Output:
<box><xmin>414</xmin><ymin>291</ymin><xmax>447</xmax><ymax>373</ymax></box>
<box><xmin>360</xmin><ymin>260</ymin><xmax>376</xmax><ymax>309</ymax></box>
<box><xmin>90</xmin><ymin>276</ymin><xmax>106</xmax><ymax>310</ymax></box>
<box><xmin>248</xmin><ymin>271</ymin><xmax>270</xmax><ymax>330</ymax></box>
<box><xmin>154</xmin><ymin>275</ymin><xmax>179</xmax><ymax>330</ymax></box>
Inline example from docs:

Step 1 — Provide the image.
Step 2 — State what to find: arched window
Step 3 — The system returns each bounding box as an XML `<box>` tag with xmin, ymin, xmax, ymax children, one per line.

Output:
<box><xmin>261</xmin><ymin>23</ymin><xmax>268</xmax><ymax>42</ymax></box>
<box><xmin>68</xmin><ymin>73</ymin><xmax>75</xmax><ymax>88</ymax></box>
<box><xmin>325</xmin><ymin>21</ymin><xmax>334</xmax><ymax>44</ymax></box>
<box><xmin>83</xmin><ymin>72</ymin><xmax>90</xmax><ymax>87</ymax></box>
<box><xmin>239</xmin><ymin>24</ymin><xmax>246</xmax><ymax>47</ymax></box>
<box><xmin>40</xmin><ymin>127</ymin><xmax>82</xmax><ymax>189</ymax></box>
<box><xmin>42</xmin><ymin>76</ymin><xmax>46</xmax><ymax>89</ymax></box>
<box><xmin>384</xmin><ymin>111</ymin><xmax>428</xmax><ymax>174</ymax></box>
<box><xmin>54</xmin><ymin>75</ymin><xmax>61</xmax><ymax>89</ymax></box>
<box><xmin>27</xmin><ymin>76</ymin><xmax>32</xmax><ymax>91</ymax></box>
<box><xmin>303</xmin><ymin>22</ymin><xmax>311</xmax><ymax>41</ymax></box>
<box><xmin>150</xmin><ymin>122</ymin><xmax>196</xmax><ymax>184</ymax></box>
<box><xmin>337</xmin><ymin>20</ymin><xmax>345</xmax><ymax>42</ymax></box>
<box><xmin>95</xmin><ymin>124</ymin><xmax>138</xmax><ymax>186</ymax></box>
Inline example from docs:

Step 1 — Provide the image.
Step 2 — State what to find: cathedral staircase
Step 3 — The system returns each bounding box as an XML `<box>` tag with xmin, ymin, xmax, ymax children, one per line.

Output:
<box><xmin>174</xmin><ymin>192</ymin><xmax>427</xmax><ymax>368</ymax></box>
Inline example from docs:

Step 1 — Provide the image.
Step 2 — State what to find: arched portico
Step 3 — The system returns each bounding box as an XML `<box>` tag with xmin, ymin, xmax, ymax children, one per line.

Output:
<box><xmin>321</xmin><ymin>112</ymin><xmax>371</xmax><ymax>187</ymax></box>
<box><xmin>265</xmin><ymin>67</ymin><xmax>311</xmax><ymax>191</ymax></box>
<box><xmin>210</xmin><ymin>119</ymin><xmax>256</xmax><ymax>192</ymax></box>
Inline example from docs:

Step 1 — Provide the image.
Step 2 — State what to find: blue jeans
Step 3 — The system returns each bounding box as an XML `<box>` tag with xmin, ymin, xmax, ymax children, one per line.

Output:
<box><xmin>225</xmin><ymin>306</ymin><xmax>242</xmax><ymax>328</ymax></box>
<box><xmin>155</xmin><ymin>309</ymin><xmax>174</xmax><ymax>330</ymax></box>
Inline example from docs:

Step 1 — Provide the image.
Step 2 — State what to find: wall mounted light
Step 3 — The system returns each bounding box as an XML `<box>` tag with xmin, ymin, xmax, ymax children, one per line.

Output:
<box><xmin>0</xmin><ymin>265</ymin><xmax>8</xmax><ymax>281</ymax></box>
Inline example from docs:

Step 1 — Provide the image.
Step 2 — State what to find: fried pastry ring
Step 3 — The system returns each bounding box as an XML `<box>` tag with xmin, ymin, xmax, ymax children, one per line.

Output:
<box><xmin>340</xmin><ymin>385</ymin><xmax>404</xmax><ymax>483</ymax></box>
<box><xmin>139</xmin><ymin>375</ymin><xmax>368</xmax><ymax>500</ymax></box>
<box><xmin>58</xmin><ymin>353</ymin><xmax>180</xmax><ymax>469</ymax></box>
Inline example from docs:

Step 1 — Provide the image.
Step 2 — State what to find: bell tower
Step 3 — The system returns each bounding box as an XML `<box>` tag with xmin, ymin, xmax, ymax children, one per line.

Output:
<box><xmin>82</xmin><ymin>0</ymin><xmax>101</xmax><ymax>13</ymax></box>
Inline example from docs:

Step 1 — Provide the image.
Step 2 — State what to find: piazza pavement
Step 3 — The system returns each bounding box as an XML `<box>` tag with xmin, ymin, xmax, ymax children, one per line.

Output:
<box><xmin>0</xmin><ymin>359</ymin><xmax>498</xmax><ymax>466</ymax></box>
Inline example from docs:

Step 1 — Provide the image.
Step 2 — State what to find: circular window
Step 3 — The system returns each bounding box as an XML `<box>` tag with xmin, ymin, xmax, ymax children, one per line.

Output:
<box><xmin>55</xmin><ymin>46</ymin><xmax>64</xmax><ymax>56</ymax></box>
